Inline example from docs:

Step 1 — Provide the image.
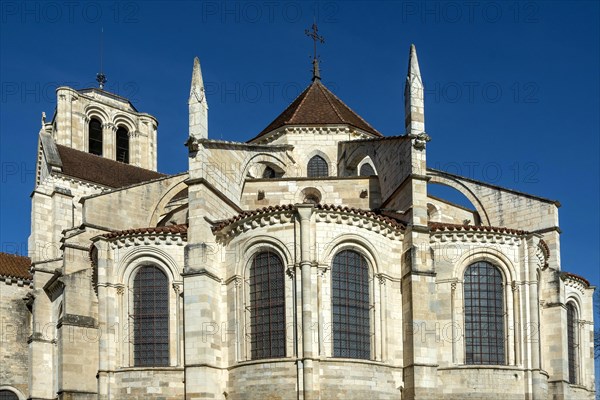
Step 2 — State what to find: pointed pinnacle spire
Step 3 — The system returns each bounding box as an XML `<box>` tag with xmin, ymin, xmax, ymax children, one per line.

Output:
<box><xmin>189</xmin><ymin>56</ymin><xmax>208</xmax><ymax>139</ymax></box>
<box><xmin>408</xmin><ymin>44</ymin><xmax>422</xmax><ymax>83</ymax></box>
<box><xmin>405</xmin><ymin>44</ymin><xmax>426</xmax><ymax>137</ymax></box>
<box><xmin>190</xmin><ymin>56</ymin><xmax>205</xmax><ymax>99</ymax></box>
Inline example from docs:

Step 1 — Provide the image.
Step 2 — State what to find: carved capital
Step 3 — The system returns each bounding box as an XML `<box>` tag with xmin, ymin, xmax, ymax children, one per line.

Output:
<box><xmin>115</xmin><ymin>285</ymin><xmax>125</xmax><ymax>295</ymax></box>
<box><xmin>286</xmin><ymin>266</ymin><xmax>296</xmax><ymax>279</ymax></box>
<box><xmin>172</xmin><ymin>283</ymin><xmax>182</xmax><ymax>294</ymax></box>
<box><xmin>234</xmin><ymin>276</ymin><xmax>243</xmax><ymax>288</ymax></box>
<box><xmin>317</xmin><ymin>267</ymin><xmax>328</xmax><ymax>278</ymax></box>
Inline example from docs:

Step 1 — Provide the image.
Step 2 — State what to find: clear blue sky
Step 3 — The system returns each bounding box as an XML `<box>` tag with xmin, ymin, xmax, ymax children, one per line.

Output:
<box><xmin>1</xmin><ymin>0</ymin><xmax>599</xmax><ymax>372</ymax></box>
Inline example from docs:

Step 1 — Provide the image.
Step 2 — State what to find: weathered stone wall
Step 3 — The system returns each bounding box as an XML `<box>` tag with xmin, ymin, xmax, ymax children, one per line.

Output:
<box><xmin>0</xmin><ymin>280</ymin><xmax>31</xmax><ymax>398</ymax></box>
<box><xmin>111</xmin><ymin>368</ymin><xmax>185</xmax><ymax>399</ymax></box>
<box><xmin>82</xmin><ymin>174</ymin><xmax>188</xmax><ymax>231</ymax></box>
<box><xmin>241</xmin><ymin>177</ymin><xmax>380</xmax><ymax>209</ymax></box>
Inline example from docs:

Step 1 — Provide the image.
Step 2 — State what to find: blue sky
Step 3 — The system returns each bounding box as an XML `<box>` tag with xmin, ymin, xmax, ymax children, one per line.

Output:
<box><xmin>1</xmin><ymin>0</ymin><xmax>599</xmax><ymax>375</ymax></box>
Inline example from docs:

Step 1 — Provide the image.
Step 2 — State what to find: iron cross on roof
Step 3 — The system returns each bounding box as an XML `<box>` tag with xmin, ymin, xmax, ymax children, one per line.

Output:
<box><xmin>305</xmin><ymin>22</ymin><xmax>324</xmax><ymax>81</ymax></box>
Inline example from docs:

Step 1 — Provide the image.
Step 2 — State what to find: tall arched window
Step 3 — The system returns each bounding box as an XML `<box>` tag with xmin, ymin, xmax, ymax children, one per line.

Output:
<box><xmin>0</xmin><ymin>390</ymin><xmax>19</xmax><ymax>400</ymax></box>
<box><xmin>464</xmin><ymin>261</ymin><xmax>505</xmax><ymax>365</ymax></box>
<box><xmin>307</xmin><ymin>155</ymin><xmax>328</xmax><ymax>177</ymax></box>
<box><xmin>116</xmin><ymin>126</ymin><xmax>129</xmax><ymax>164</ymax></box>
<box><xmin>133</xmin><ymin>266</ymin><xmax>169</xmax><ymax>366</ymax></box>
<box><xmin>249</xmin><ymin>250</ymin><xmax>285</xmax><ymax>359</ymax></box>
<box><xmin>88</xmin><ymin>118</ymin><xmax>103</xmax><ymax>156</ymax></box>
<box><xmin>359</xmin><ymin>163</ymin><xmax>375</xmax><ymax>176</ymax></box>
<box><xmin>332</xmin><ymin>250</ymin><xmax>370</xmax><ymax>359</ymax></box>
<box><xmin>567</xmin><ymin>302</ymin><xmax>578</xmax><ymax>384</ymax></box>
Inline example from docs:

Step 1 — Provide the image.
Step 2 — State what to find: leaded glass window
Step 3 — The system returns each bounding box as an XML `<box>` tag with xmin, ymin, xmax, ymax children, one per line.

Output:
<box><xmin>133</xmin><ymin>266</ymin><xmax>169</xmax><ymax>366</ymax></box>
<box><xmin>567</xmin><ymin>302</ymin><xmax>578</xmax><ymax>384</ymax></box>
<box><xmin>332</xmin><ymin>250</ymin><xmax>370</xmax><ymax>359</ymax></box>
<box><xmin>359</xmin><ymin>163</ymin><xmax>375</xmax><ymax>176</ymax></box>
<box><xmin>116</xmin><ymin>126</ymin><xmax>129</xmax><ymax>164</ymax></box>
<box><xmin>250</xmin><ymin>250</ymin><xmax>285</xmax><ymax>359</ymax></box>
<box><xmin>307</xmin><ymin>155</ymin><xmax>328</xmax><ymax>177</ymax></box>
<box><xmin>464</xmin><ymin>261</ymin><xmax>505</xmax><ymax>365</ymax></box>
<box><xmin>89</xmin><ymin>118</ymin><xmax>103</xmax><ymax>156</ymax></box>
<box><xmin>0</xmin><ymin>391</ymin><xmax>18</xmax><ymax>400</ymax></box>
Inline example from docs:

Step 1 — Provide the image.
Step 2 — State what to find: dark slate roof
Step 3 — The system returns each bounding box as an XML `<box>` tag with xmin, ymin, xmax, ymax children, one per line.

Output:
<box><xmin>0</xmin><ymin>252</ymin><xmax>32</xmax><ymax>280</ymax></box>
<box><xmin>55</xmin><ymin>145</ymin><xmax>166</xmax><ymax>188</ymax></box>
<box><xmin>251</xmin><ymin>80</ymin><xmax>382</xmax><ymax>141</ymax></box>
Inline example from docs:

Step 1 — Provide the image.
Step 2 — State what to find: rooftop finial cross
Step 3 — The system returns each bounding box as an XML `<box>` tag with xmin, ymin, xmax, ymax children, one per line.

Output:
<box><xmin>96</xmin><ymin>27</ymin><xmax>107</xmax><ymax>90</ymax></box>
<box><xmin>305</xmin><ymin>22</ymin><xmax>324</xmax><ymax>81</ymax></box>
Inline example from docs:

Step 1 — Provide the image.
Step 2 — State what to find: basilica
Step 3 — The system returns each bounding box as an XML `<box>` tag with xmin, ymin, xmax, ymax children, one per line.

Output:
<box><xmin>0</xmin><ymin>43</ymin><xmax>596</xmax><ymax>400</ymax></box>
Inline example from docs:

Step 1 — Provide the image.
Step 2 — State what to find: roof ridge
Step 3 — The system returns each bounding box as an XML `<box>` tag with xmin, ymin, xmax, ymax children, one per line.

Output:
<box><xmin>317</xmin><ymin>81</ymin><xmax>346</xmax><ymax>123</ymax></box>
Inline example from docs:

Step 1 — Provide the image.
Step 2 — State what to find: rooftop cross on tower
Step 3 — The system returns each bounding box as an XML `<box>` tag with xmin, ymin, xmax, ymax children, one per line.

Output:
<box><xmin>304</xmin><ymin>22</ymin><xmax>324</xmax><ymax>81</ymax></box>
<box><xmin>96</xmin><ymin>27</ymin><xmax>107</xmax><ymax>90</ymax></box>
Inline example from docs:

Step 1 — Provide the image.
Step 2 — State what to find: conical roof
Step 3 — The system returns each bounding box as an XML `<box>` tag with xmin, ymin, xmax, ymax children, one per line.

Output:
<box><xmin>250</xmin><ymin>80</ymin><xmax>381</xmax><ymax>141</ymax></box>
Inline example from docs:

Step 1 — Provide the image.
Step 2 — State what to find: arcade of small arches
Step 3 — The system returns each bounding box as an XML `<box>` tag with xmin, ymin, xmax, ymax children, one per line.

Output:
<box><xmin>85</xmin><ymin>114</ymin><xmax>131</xmax><ymax>164</ymax></box>
<box><xmin>255</xmin><ymin>155</ymin><xmax>378</xmax><ymax>181</ymax></box>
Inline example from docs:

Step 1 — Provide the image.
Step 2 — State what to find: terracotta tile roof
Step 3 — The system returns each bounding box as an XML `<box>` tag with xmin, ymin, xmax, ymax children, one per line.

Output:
<box><xmin>0</xmin><ymin>252</ymin><xmax>32</xmax><ymax>280</ymax></box>
<box><xmin>251</xmin><ymin>80</ymin><xmax>382</xmax><ymax>140</ymax></box>
<box><xmin>55</xmin><ymin>145</ymin><xmax>166</xmax><ymax>188</ymax></box>
<box><xmin>101</xmin><ymin>224</ymin><xmax>188</xmax><ymax>239</ymax></box>
<box><xmin>429</xmin><ymin>222</ymin><xmax>527</xmax><ymax>235</ymax></box>
<box><xmin>562</xmin><ymin>272</ymin><xmax>591</xmax><ymax>287</ymax></box>
<box><xmin>211</xmin><ymin>204</ymin><xmax>406</xmax><ymax>233</ymax></box>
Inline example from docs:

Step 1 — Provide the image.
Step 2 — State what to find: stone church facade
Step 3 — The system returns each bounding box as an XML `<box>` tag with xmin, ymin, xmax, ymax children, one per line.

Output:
<box><xmin>0</xmin><ymin>45</ymin><xmax>596</xmax><ymax>400</ymax></box>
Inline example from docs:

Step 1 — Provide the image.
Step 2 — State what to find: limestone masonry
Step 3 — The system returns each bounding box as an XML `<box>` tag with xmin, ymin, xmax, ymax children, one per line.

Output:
<box><xmin>0</xmin><ymin>45</ymin><xmax>595</xmax><ymax>400</ymax></box>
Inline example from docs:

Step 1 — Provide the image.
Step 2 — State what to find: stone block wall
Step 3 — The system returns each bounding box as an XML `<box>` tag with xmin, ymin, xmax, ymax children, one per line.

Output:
<box><xmin>0</xmin><ymin>280</ymin><xmax>31</xmax><ymax>399</ymax></box>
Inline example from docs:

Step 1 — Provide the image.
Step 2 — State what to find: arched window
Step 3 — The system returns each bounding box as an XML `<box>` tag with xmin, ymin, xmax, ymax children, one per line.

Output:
<box><xmin>116</xmin><ymin>126</ymin><xmax>129</xmax><ymax>164</ymax></box>
<box><xmin>88</xmin><ymin>118</ymin><xmax>103</xmax><ymax>156</ymax></box>
<box><xmin>0</xmin><ymin>390</ymin><xmax>18</xmax><ymax>400</ymax></box>
<box><xmin>464</xmin><ymin>261</ymin><xmax>505</xmax><ymax>365</ymax></box>
<box><xmin>133</xmin><ymin>266</ymin><xmax>169</xmax><ymax>366</ymax></box>
<box><xmin>359</xmin><ymin>163</ymin><xmax>375</xmax><ymax>176</ymax></box>
<box><xmin>307</xmin><ymin>155</ymin><xmax>328</xmax><ymax>177</ymax></box>
<box><xmin>332</xmin><ymin>250</ymin><xmax>370</xmax><ymax>359</ymax></box>
<box><xmin>249</xmin><ymin>250</ymin><xmax>285</xmax><ymax>359</ymax></box>
<box><xmin>567</xmin><ymin>302</ymin><xmax>578</xmax><ymax>384</ymax></box>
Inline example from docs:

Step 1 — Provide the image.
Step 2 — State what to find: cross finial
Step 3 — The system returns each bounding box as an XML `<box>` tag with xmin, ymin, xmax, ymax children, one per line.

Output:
<box><xmin>96</xmin><ymin>27</ymin><xmax>107</xmax><ymax>90</ymax></box>
<box><xmin>305</xmin><ymin>22</ymin><xmax>324</xmax><ymax>81</ymax></box>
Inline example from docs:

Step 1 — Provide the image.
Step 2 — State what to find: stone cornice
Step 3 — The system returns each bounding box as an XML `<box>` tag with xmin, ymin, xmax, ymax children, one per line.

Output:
<box><xmin>0</xmin><ymin>275</ymin><xmax>33</xmax><ymax>287</ymax></box>
<box><xmin>97</xmin><ymin>226</ymin><xmax>188</xmax><ymax>249</ymax></box>
<box><xmin>212</xmin><ymin>204</ymin><xmax>405</xmax><ymax>242</ymax></box>
<box><xmin>314</xmin><ymin>206</ymin><xmax>404</xmax><ymax>241</ymax></box>
<box><xmin>251</xmin><ymin>125</ymin><xmax>374</xmax><ymax>144</ymax></box>
<box><xmin>561</xmin><ymin>272</ymin><xmax>590</xmax><ymax>293</ymax></box>
<box><xmin>430</xmin><ymin>227</ymin><xmax>522</xmax><ymax>247</ymax></box>
<box><xmin>214</xmin><ymin>205</ymin><xmax>296</xmax><ymax>242</ymax></box>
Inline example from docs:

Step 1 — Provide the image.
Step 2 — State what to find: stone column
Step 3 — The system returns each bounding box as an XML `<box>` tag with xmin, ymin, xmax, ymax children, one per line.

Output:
<box><xmin>297</xmin><ymin>204</ymin><xmax>318</xmax><ymax>400</ymax></box>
